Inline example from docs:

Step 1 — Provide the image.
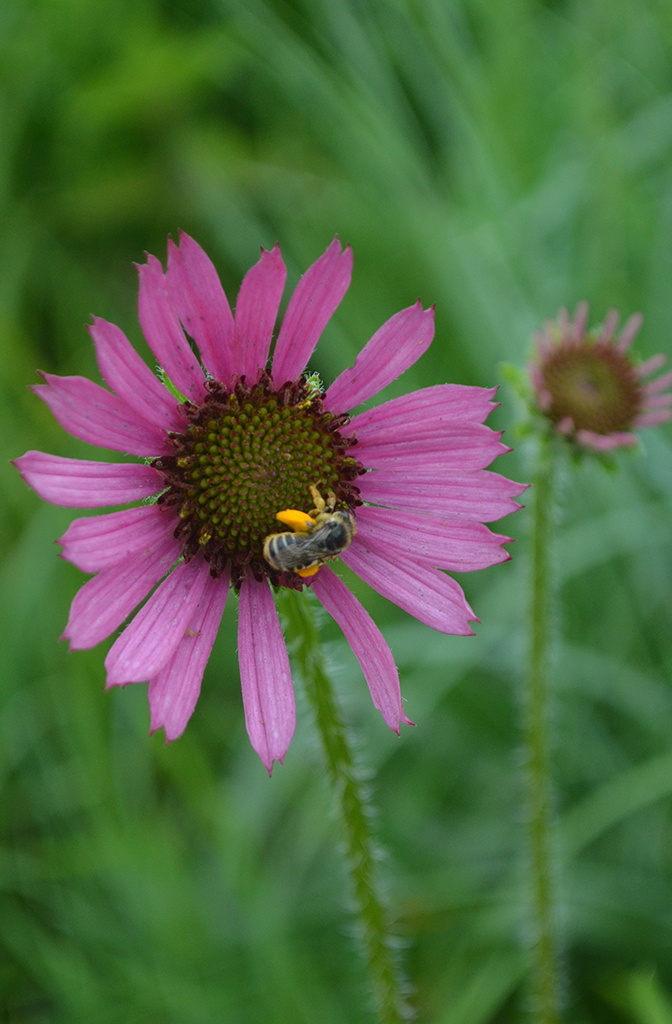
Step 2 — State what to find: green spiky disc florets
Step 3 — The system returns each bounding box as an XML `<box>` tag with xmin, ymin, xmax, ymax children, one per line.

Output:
<box><xmin>152</xmin><ymin>372</ymin><xmax>363</xmax><ymax>588</ymax></box>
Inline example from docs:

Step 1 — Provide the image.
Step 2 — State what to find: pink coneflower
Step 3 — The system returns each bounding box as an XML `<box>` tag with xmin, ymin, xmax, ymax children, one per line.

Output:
<box><xmin>14</xmin><ymin>235</ymin><xmax>524</xmax><ymax>772</ymax></box>
<box><xmin>530</xmin><ymin>302</ymin><xmax>672</xmax><ymax>451</ymax></box>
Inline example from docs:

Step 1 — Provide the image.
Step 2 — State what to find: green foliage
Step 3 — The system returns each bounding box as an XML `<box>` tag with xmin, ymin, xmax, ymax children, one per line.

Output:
<box><xmin>2</xmin><ymin>0</ymin><xmax>672</xmax><ymax>1020</ymax></box>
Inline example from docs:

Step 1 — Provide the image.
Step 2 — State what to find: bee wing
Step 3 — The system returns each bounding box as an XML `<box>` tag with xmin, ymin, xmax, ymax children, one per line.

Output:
<box><xmin>263</xmin><ymin>529</ymin><xmax>319</xmax><ymax>570</ymax></box>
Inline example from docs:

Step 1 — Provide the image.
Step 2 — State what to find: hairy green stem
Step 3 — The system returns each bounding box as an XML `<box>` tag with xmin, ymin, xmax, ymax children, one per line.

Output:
<box><xmin>525</xmin><ymin>433</ymin><xmax>562</xmax><ymax>1023</ymax></box>
<box><xmin>279</xmin><ymin>589</ymin><xmax>408</xmax><ymax>1024</ymax></box>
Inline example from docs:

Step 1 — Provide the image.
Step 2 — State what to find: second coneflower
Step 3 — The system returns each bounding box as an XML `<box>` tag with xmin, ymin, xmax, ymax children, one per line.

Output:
<box><xmin>14</xmin><ymin>235</ymin><xmax>525</xmax><ymax>772</ymax></box>
<box><xmin>530</xmin><ymin>302</ymin><xmax>672</xmax><ymax>451</ymax></box>
<box><xmin>522</xmin><ymin>299</ymin><xmax>671</xmax><ymax>1022</ymax></box>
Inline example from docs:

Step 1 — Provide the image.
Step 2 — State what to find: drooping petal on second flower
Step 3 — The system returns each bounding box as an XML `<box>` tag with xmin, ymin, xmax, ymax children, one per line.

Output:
<box><xmin>342</xmin><ymin>539</ymin><xmax>477</xmax><ymax>635</ymax></box>
<box><xmin>634</xmin><ymin>409</ymin><xmax>672</xmax><ymax>426</ymax></box>
<box><xmin>638</xmin><ymin>358</ymin><xmax>669</xmax><ymax>383</ymax></box>
<box><xmin>105</xmin><ymin>558</ymin><xmax>210</xmax><ymax>686</ymax></box>
<box><xmin>89</xmin><ymin>317</ymin><xmax>184</xmax><ymax>433</ymax></box>
<box><xmin>13</xmin><ymin>452</ymin><xmax>163</xmax><ymax>508</ymax></box>
<box><xmin>354</xmin><ymin>506</ymin><xmax>511</xmax><ymax>572</ymax></box>
<box><xmin>311</xmin><ymin>567</ymin><xmax>411</xmax><ymax>732</ymax></box>
<box><xmin>234</xmin><ymin>244</ymin><xmax>287</xmax><ymax>380</ymax></box>
<box><xmin>644</xmin><ymin>392</ymin><xmax>672</xmax><ymax>409</ymax></box>
<box><xmin>32</xmin><ymin>374</ymin><xmax>169</xmax><ymax>457</ymax></box>
<box><xmin>166</xmin><ymin>232</ymin><xmax>236</xmax><ymax>384</ymax></box>
<box><xmin>575</xmin><ymin>429</ymin><xmax>639</xmax><ymax>450</ymax></box>
<box><xmin>237</xmin><ymin>577</ymin><xmax>296</xmax><ymax>774</ymax></box>
<box><xmin>325</xmin><ymin>302</ymin><xmax>435</xmax><ymax>414</ymax></box>
<box><xmin>149</xmin><ymin>568</ymin><xmax>229</xmax><ymax>741</ymax></box>
<box><xmin>63</xmin><ymin>532</ymin><xmax>183</xmax><ymax>650</ymax></box>
<box><xmin>272</xmin><ymin>237</ymin><xmax>352</xmax><ymax>384</ymax></box>
<box><xmin>358</xmin><ymin>467</ymin><xmax>527</xmax><ymax>522</ymax></box>
<box><xmin>59</xmin><ymin>504</ymin><xmax>176</xmax><ymax>573</ymax></box>
<box><xmin>137</xmin><ymin>254</ymin><xmax>206</xmax><ymax>403</ymax></box>
<box><xmin>643</xmin><ymin>380</ymin><xmax>672</xmax><ymax>409</ymax></box>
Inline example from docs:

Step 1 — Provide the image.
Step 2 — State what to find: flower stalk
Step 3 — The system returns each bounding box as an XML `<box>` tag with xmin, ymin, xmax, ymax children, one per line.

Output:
<box><xmin>279</xmin><ymin>588</ymin><xmax>409</xmax><ymax>1024</ymax></box>
<box><xmin>525</xmin><ymin>431</ymin><xmax>562</xmax><ymax>1023</ymax></box>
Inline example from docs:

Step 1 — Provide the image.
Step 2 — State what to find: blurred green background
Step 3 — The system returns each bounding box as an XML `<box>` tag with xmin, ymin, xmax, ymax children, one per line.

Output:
<box><xmin>3</xmin><ymin>0</ymin><xmax>672</xmax><ymax>1021</ymax></box>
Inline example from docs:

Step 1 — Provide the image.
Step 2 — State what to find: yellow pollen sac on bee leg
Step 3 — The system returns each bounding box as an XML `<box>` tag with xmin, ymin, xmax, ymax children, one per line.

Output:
<box><xmin>274</xmin><ymin>509</ymin><xmax>316</xmax><ymax>532</ymax></box>
<box><xmin>297</xmin><ymin>564</ymin><xmax>320</xmax><ymax>578</ymax></box>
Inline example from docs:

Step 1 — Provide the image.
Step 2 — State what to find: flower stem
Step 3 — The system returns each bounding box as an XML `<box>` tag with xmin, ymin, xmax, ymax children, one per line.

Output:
<box><xmin>525</xmin><ymin>433</ymin><xmax>562</xmax><ymax>1023</ymax></box>
<box><xmin>279</xmin><ymin>589</ymin><xmax>408</xmax><ymax>1024</ymax></box>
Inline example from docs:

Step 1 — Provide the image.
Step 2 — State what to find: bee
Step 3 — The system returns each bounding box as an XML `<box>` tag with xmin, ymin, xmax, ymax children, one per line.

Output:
<box><xmin>263</xmin><ymin>486</ymin><xmax>356</xmax><ymax>577</ymax></box>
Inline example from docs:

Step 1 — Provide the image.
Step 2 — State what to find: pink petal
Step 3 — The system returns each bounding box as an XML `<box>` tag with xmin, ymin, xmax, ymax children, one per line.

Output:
<box><xmin>237</xmin><ymin>577</ymin><xmax>296</xmax><ymax>774</ymax></box>
<box><xmin>354</xmin><ymin>506</ymin><xmax>511</xmax><ymax>572</ymax></box>
<box><xmin>32</xmin><ymin>373</ymin><xmax>169</xmax><ymax>457</ymax></box>
<box><xmin>615</xmin><ymin>312</ymin><xmax>643</xmax><ymax>351</ymax></box>
<box><xmin>576</xmin><ymin>429</ymin><xmax>639</xmax><ymax>450</ymax></box>
<box><xmin>556</xmin><ymin>416</ymin><xmax>574</xmax><ymax>435</ymax></box>
<box><xmin>149</xmin><ymin>568</ymin><xmax>229</xmax><ymax>741</ymax></box>
<box><xmin>636</xmin><ymin>353</ymin><xmax>668</xmax><ymax>378</ymax></box>
<box><xmin>59</xmin><ymin>504</ymin><xmax>176</xmax><ymax>573</ymax></box>
<box><xmin>356</xmin><ymin>424</ymin><xmax>508</xmax><ymax>472</ymax></box>
<box><xmin>272</xmin><ymin>237</ymin><xmax>352</xmax><ymax>384</ymax></box>
<box><xmin>166</xmin><ymin>232</ymin><xmax>236</xmax><ymax>383</ymax></box>
<box><xmin>13</xmin><ymin>452</ymin><xmax>163</xmax><ymax>507</ymax></box>
<box><xmin>538</xmin><ymin>389</ymin><xmax>553</xmax><ymax>413</ymax></box>
<box><xmin>311</xmin><ymin>567</ymin><xmax>411</xmax><ymax>732</ymax></box>
<box><xmin>349</xmin><ymin>384</ymin><xmax>499</xmax><ymax>441</ymax></box>
<box><xmin>358</xmin><ymin>468</ymin><xmax>527</xmax><ymax>523</ymax></box>
<box><xmin>137</xmin><ymin>254</ymin><xmax>206</xmax><ymax>403</ymax></box>
<box><xmin>644</xmin><ymin>392</ymin><xmax>672</xmax><ymax>408</ymax></box>
<box><xmin>634</xmin><ymin>410</ymin><xmax>672</xmax><ymax>427</ymax></box>
<box><xmin>529</xmin><ymin>362</ymin><xmax>545</xmax><ymax>391</ymax></box>
<box><xmin>105</xmin><ymin>558</ymin><xmax>209</xmax><ymax>686</ymax></box>
<box><xmin>234</xmin><ymin>244</ymin><xmax>287</xmax><ymax>380</ymax></box>
<box><xmin>326</xmin><ymin>302</ymin><xmax>435</xmax><ymax>414</ymax></box>
<box><xmin>534</xmin><ymin>328</ymin><xmax>553</xmax><ymax>359</ymax></box>
<box><xmin>341</xmin><ymin>539</ymin><xmax>477</xmax><ymax>635</ymax></box>
<box><xmin>573</xmin><ymin>301</ymin><xmax>589</xmax><ymax>341</ymax></box>
<box><xmin>642</xmin><ymin>368</ymin><xmax>672</xmax><ymax>392</ymax></box>
<box><xmin>89</xmin><ymin>317</ymin><xmax>184</xmax><ymax>433</ymax></box>
<box><xmin>63</xmin><ymin>532</ymin><xmax>182</xmax><ymax>650</ymax></box>
<box><xmin>595</xmin><ymin>308</ymin><xmax>619</xmax><ymax>343</ymax></box>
